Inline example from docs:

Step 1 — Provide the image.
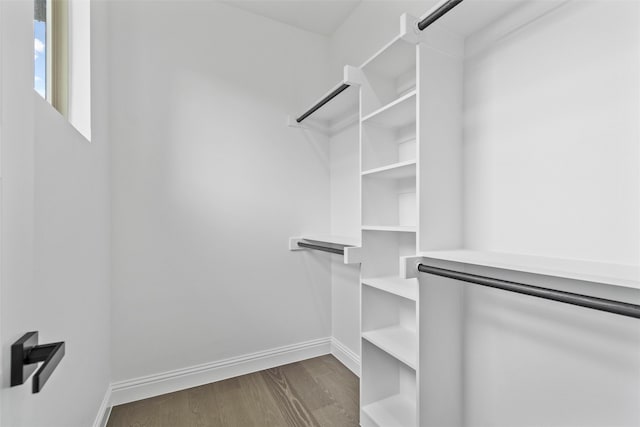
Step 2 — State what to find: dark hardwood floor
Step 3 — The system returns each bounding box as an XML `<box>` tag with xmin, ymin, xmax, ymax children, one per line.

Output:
<box><xmin>107</xmin><ymin>355</ymin><xmax>359</xmax><ymax>427</ymax></box>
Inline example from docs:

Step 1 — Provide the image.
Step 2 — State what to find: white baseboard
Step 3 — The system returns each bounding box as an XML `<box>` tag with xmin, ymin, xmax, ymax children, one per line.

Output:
<box><xmin>93</xmin><ymin>386</ymin><xmax>112</xmax><ymax>427</ymax></box>
<box><xmin>110</xmin><ymin>337</ymin><xmax>332</xmax><ymax>406</ymax></box>
<box><xmin>330</xmin><ymin>337</ymin><xmax>360</xmax><ymax>377</ymax></box>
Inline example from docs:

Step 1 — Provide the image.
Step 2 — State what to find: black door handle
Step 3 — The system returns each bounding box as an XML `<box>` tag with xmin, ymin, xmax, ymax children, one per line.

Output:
<box><xmin>11</xmin><ymin>331</ymin><xmax>65</xmax><ymax>393</ymax></box>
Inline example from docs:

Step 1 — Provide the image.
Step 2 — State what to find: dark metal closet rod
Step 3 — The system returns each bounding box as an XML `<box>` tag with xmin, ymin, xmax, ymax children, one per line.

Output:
<box><xmin>296</xmin><ymin>83</ymin><xmax>350</xmax><ymax>123</ymax></box>
<box><xmin>297</xmin><ymin>242</ymin><xmax>345</xmax><ymax>255</ymax></box>
<box><xmin>417</xmin><ymin>264</ymin><xmax>640</xmax><ymax>319</ymax></box>
<box><xmin>417</xmin><ymin>0</ymin><xmax>465</xmax><ymax>31</ymax></box>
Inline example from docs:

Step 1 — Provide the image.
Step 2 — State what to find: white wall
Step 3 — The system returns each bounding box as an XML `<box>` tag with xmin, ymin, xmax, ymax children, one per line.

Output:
<box><xmin>109</xmin><ymin>1</ymin><xmax>334</xmax><ymax>382</ymax></box>
<box><xmin>330</xmin><ymin>123</ymin><xmax>360</xmax><ymax>361</ymax></box>
<box><xmin>0</xmin><ymin>1</ymin><xmax>111</xmax><ymax>426</ymax></box>
<box><xmin>462</xmin><ymin>2</ymin><xmax>640</xmax><ymax>425</ymax></box>
<box><xmin>463</xmin><ymin>0</ymin><xmax>639</xmax><ymax>265</ymax></box>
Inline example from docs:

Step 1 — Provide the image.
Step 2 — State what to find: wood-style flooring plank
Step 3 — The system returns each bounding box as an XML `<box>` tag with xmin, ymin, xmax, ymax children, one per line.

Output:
<box><xmin>235</xmin><ymin>372</ymin><xmax>290</xmax><ymax>427</ymax></box>
<box><xmin>275</xmin><ymin>361</ymin><xmax>334</xmax><ymax>412</ymax></box>
<box><xmin>260</xmin><ymin>365</ymin><xmax>321</xmax><ymax>427</ymax></box>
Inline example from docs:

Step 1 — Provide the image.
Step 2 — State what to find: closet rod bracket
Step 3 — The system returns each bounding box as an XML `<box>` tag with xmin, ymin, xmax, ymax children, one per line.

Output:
<box><xmin>400</xmin><ymin>255</ymin><xmax>423</xmax><ymax>279</ymax></box>
<box><xmin>400</xmin><ymin>13</ymin><xmax>422</xmax><ymax>43</ymax></box>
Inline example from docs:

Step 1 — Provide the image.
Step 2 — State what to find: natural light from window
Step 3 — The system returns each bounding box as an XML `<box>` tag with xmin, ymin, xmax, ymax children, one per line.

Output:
<box><xmin>34</xmin><ymin>0</ymin><xmax>47</xmax><ymax>98</ymax></box>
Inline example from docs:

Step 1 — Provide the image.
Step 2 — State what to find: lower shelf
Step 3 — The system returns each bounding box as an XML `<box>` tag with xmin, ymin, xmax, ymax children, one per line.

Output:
<box><xmin>362</xmin><ymin>394</ymin><xmax>416</xmax><ymax>427</ymax></box>
<box><xmin>362</xmin><ymin>276</ymin><xmax>418</xmax><ymax>301</ymax></box>
<box><xmin>363</xmin><ymin>225</ymin><xmax>417</xmax><ymax>233</ymax></box>
<box><xmin>362</xmin><ymin>326</ymin><xmax>417</xmax><ymax>369</ymax></box>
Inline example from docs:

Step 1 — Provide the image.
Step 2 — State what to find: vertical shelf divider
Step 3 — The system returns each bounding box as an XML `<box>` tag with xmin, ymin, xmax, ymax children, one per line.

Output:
<box><xmin>358</xmin><ymin>13</ymin><xmax>422</xmax><ymax>427</ymax></box>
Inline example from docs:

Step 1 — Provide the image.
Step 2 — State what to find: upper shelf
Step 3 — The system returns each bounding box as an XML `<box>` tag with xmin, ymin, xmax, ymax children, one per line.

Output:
<box><xmin>361</xmin><ymin>90</ymin><xmax>416</xmax><ymax>128</ymax></box>
<box><xmin>302</xmin><ymin>235</ymin><xmax>361</xmax><ymax>247</ymax></box>
<box><xmin>360</xmin><ymin>35</ymin><xmax>416</xmax><ymax>78</ymax></box>
<box><xmin>362</xmin><ymin>160</ymin><xmax>417</xmax><ymax>180</ymax></box>
<box><xmin>418</xmin><ymin>250</ymin><xmax>640</xmax><ymax>290</ymax></box>
<box><xmin>363</xmin><ymin>225</ymin><xmax>417</xmax><ymax>233</ymax></box>
<box><xmin>289</xmin><ymin>235</ymin><xmax>363</xmax><ymax>265</ymax></box>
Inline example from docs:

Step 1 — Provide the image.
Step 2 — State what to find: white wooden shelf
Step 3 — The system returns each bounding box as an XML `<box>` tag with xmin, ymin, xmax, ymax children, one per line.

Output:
<box><xmin>362</xmin><ymin>394</ymin><xmax>416</xmax><ymax>427</ymax></box>
<box><xmin>361</xmin><ymin>90</ymin><xmax>416</xmax><ymax>128</ymax></box>
<box><xmin>362</xmin><ymin>276</ymin><xmax>418</xmax><ymax>301</ymax></box>
<box><xmin>289</xmin><ymin>235</ymin><xmax>363</xmax><ymax>264</ymax></box>
<box><xmin>419</xmin><ymin>250</ymin><xmax>640</xmax><ymax>290</ymax></box>
<box><xmin>363</xmin><ymin>225</ymin><xmax>417</xmax><ymax>233</ymax></box>
<box><xmin>362</xmin><ymin>160</ymin><xmax>417</xmax><ymax>180</ymax></box>
<box><xmin>362</xmin><ymin>326</ymin><xmax>417</xmax><ymax>369</ymax></box>
<box><xmin>360</xmin><ymin>35</ymin><xmax>416</xmax><ymax>79</ymax></box>
<box><xmin>301</xmin><ymin>235</ymin><xmax>361</xmax><ymax>247</ymax></box>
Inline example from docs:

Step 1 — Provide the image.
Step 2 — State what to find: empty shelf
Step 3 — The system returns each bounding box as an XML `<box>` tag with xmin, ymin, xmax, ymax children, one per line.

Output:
<box><xmin>363</xmin><ymin>225</ymin><xmax>417</xmax><ymax>233</ymax></box>
<box><xmin>362</xmin><ymin>160</ymin><xmax>417</xmax><ymax>180</ymax></box>
<box><xmin>362</xmin><ymin>394</ymin><xmax>416</xmax><ymax>427</ymax></box>
<box><xmin>302</xmin><ymin>235</ymin><xmax>360</xmax><ymax>247</ymax></box>
<box><xmin>362</xmin><ymin>326</ymin><xmax>417</xmax><ymax>369</ymax></box>
<box><xmin>360</xmin><ymin>35</ymin><xmax>416</xmax><ymax>78</ymax></box>
<box><xmin>361</xmin><ymin>90</ymin><xmax>416</xmax><ymax>128</ymax></box>
<box><xmin>363</xmin><ymin>276</ymin><xmax>418</xmax><ymax>301</ymax></box>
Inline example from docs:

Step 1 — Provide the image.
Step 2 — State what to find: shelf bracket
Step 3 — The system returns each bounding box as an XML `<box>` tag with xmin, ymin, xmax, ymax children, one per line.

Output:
<box><xmin>400</xmin><ymin>13</ymin><xmax>422</xmax><ymax>44</ymax></box>
<box><xmin>344</xmin><ymin>246</ymin><xmax>363</xmax><ymax>264</ymax></box>
<box><xmin>400</xmin><ymin>255</ymin><xmax>423</xmax><ymax>279</ymax></box>
<box><xmin>343</xmin><ymin>65</ymin><xmax>365</xmax><ymax>87</ymax></box>
<box><xmin>289</xmin><ymin>237</ymin><xmax>306</xmax><ymax>251</ymax></box>
<box><xmin>11</xmin><ymin>331</ymin><xmax>66</xmax><ymax>393</ymax></box>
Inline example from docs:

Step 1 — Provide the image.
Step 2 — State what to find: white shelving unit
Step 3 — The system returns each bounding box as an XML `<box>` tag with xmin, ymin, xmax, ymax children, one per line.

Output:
<box><xmin>358</xmin><ymin>15</ymin><xmax>421</xmax><ymax>427</ymax></box>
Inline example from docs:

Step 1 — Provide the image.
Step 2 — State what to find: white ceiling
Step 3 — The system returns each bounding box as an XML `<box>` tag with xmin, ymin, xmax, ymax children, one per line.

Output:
<box><xmin>222</xmin><ymin>0</ymin><xmax>362</xmax><ymax>36</ymax></box>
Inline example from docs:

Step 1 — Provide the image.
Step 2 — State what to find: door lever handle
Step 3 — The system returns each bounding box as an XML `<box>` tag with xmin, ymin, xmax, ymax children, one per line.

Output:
<box><xmin>11</xmin><ymin>331</ymin><xmax>65</xmax><ymax>393</ymax></box>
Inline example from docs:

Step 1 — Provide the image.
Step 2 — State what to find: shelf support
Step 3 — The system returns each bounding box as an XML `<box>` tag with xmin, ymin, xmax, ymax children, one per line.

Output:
<box><xmin>400</xmin><ymin>255</ymin><xmax>422</xmax><ymax>279</ymax></box>
<box><xmin>344</xmin><ymin>246</ymin><xmax>363</xmax><ymax>264</ymax></box>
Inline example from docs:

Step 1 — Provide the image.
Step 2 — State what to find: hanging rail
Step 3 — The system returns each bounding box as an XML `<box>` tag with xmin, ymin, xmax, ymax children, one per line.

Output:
<box><xmin>296</xmin><ymin>83</ymin><xmax>351</xmax><ymax>123</ymax></box>
<box><xmin>417</xmin><ymin>264</ymin><xmax>640</xmax><ymax>319</ymax></box>
<box><xmin>417</xmin><ymin>0</ymin><xmax>465</xmax><ymax>31</ymax></box>
<box><xmin>297</xmin><ymin>241</ymin><xmax>345</xmax><ymax>255</ymax></box>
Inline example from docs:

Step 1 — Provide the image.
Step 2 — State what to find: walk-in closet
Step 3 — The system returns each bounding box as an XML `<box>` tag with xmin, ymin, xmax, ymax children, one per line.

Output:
<box><xmin>1</xmin><ymin>0</ymin><xmax>638</xmax><ymax>426</ymax></box>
